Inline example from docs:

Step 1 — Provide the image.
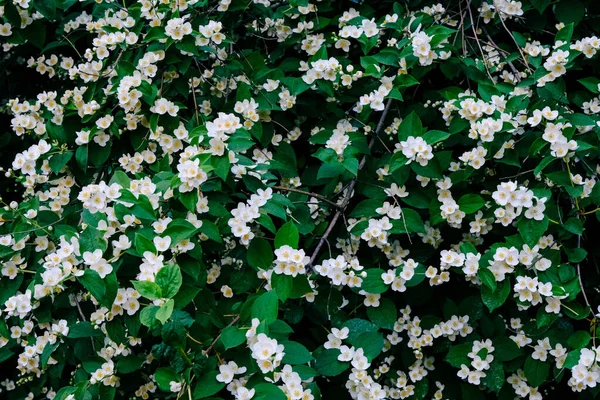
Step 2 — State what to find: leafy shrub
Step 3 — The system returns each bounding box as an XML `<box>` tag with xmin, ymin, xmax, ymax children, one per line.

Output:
<box><xmin>1</xmin><ymin>0</ymin><xmax>600</xmax><ymax>399</ymax></box>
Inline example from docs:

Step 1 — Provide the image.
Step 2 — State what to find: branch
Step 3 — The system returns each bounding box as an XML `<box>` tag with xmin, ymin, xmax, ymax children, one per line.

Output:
<box><xmin>493</xmin><ymin>1</ymin><xmax>532</xmax><ymax>73</ymax></box>
<box><xmin>74</xmin><ymin>295</ymin><xmax>96</xmax><ymax>352</ymax></box>
<box><xmin>480</xmin><ymin>25</ymin><xmax>521</xmax><ymax>82</ymax></box>
<box><xmin>466</xmin><ymin>0</ymin><xmax>495</xmax><ymax>83</ymax></box>
<box><xmin>272</xmin><ymin>186</ymin><xmax>341</xmax><ymax>209</ymax></box>
<box><xmin>203</xmin><ymin>315</ymin><xmax>240</xmax><ymax>355</ymax></box>
<box><xmin>306</xmin><ymin>99</ymin><xmax>394</xmax><ymax>272</ymax></box>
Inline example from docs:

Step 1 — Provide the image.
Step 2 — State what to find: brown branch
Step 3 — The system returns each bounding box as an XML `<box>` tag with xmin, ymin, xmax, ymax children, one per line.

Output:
<box><xmin>480</xmin><ymin>25</ymin><xmax>521</xmax><ymax>81</ymax></box>
<box><xmin>203</xmin><ymin>315</ymin><xmax>240</xmax><ymax>355</ymax></box>
<box><xmin>307</xmin><ymin>99</ymin><xmax>394</xmax><ymax>272</ymax></box>
<box><xmin>74</xmin><ymin>295</ymin><xmax>96</xmax><ymax>352</ymax></box>
<box><xmin>466</xmin><ymin>0</ymin><xmax>495</xmax><ymax>83</ymax></box>
<box><xmin>493</xmin><ymin>1</ymin><xmax>532</xmax><ymax>73</ymax></box>
<box><xmin>272</xmin><ymin>186</ymin><xmax>341</xmax><ymax>209</ymax></box>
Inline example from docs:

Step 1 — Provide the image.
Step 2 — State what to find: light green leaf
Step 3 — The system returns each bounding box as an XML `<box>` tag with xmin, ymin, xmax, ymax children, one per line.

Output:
<box><xmin>155</xmin><ymin>299</ymin><xmax>175</xmax><ymax>324</ymax></box>
<box><xmin>132</xmin><ymin>280</ymin><xmax>162</xmax><ymax>300</ymax></box>
<box><xmin>155</xmin><ymin>265</ymin><xmax>182</xmax><ymax>299</ymax></box>
<box><xmin>422</xmin><ymin>130</ymin><xmax>450</xmax><ymax>144</ymax></box>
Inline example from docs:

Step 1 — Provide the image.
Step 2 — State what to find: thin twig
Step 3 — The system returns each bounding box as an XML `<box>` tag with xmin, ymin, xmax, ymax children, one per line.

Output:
<box><xmin>493</xmin><ymin>1</ymin><xmax>532</xmax><ymax>73</ymax></box>
<box><xmin>272</xmin><ymin>186</ymin><xmax>341</xmax><ymax>209</ymax></box>
<box><xmin>203</xmin><ymin>315</ymin><xmax>240</xmax><ymax>355</ymax></box>
<box><xmin>75</xmin><ymin>296</ymin><xmax>96</xmax><ymax>352</ymax></box>
<box><xmin>466</xmin><ymin>0</ymin><xmax>495</xmax><ymax>82</ymax></box>
<box><xmin>307</xmin><ymin>99</ymin><xmax>394</xmax><ymax>271</ymax></box>
<box><xmin>191</xmin><ymin>78</ymin><xmax>200</xmax><ymax>125</ymax></box>
<box><xmin>480</xmin><ymin>25</ymin><xmax>521</xmax><ymax>81</ymax></box>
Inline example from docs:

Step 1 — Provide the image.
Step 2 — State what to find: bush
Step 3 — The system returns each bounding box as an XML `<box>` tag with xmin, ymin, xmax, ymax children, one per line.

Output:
<box><xmin>1</xmin><ymin>0</ymin><xmax>600</xmax><ymax>399</ymax></box>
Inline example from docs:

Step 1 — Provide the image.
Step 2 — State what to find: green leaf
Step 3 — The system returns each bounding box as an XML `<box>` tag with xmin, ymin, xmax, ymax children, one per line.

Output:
<box><xmin>193</xmin><ymin>371</ymin><xmax>225</xmax><ymax>398</ymax></box>
<box><xmin>518</xmin><ymin>217</ymin><xmax>548</xmax><ymax>248</ymax></box>
<box><xmin>554</xmin><ymin>1</ymin><xmax>585</xmax><ymax>25</ymax></box>
<box><xmin>274</xmin><ymin>220</ymin><xmax>299</xmax><ymax>249</ymax></box>
<box><xmin>135</xmin><ymin>232</ymin><xmax>157</xmax><ymax>255</ymax></box>
<box><xmin>481</xmin><ymin>279</ymin><xmax>510</xmax><ymax>312</ymax></box>
<box><xmin>398</xmin><ymin>111</ymin><xmax>423</xmax><ymax>141</ymax></box>
<box><xmin>155</xmin><ymin>299</ymin><xmax>175</xmax><ymax>324</ymax></box>
<box><xmin>562</xmin><ymin>301</ymin><xmax>590</xmax><ymax>320</ymax></box>
<box><xmin>530</xmin><ymin>0</ymin><xmax>551</xmax><ymax>13</ymax></box>
<box><xmin>523</xmin><ymin>356</ymin><xmax>550</xmax><ymax>388</ymax></box>
<box><xmin>78</xmin><ymin>270</ymin><xmax>106</xmax><ymax>304</ymax></box>
<box><xmin>445</xmin><ymin>343</ymin><xmax>471</xmax><ymax>368</ymax></box>
<box><xmin>220</xmin><ymin>326</ymin><xmax>247</xmax><ymax>350</ymax></box>
<box><xmin>360</xmin><ymin>269</ymin><xmax>388</xmax><ymax>294</ymax></box>
<box><xmin>568</xmin><ymin>331</ymin><xmax>591</xmax><ymax>349</ymax></box>
<box><xmin>76</xmin><ymin>145</ymin><xmax>88</xmax><ymax>172</ymax></box>
<box><xmin>251</xmin><ymin>291</ymin><xmax>278</xmax><ymax>324</ymax></box>
<box><xmin>199</xmin><ymin>220</ymin><xmax>222</xmax><ymax>243</ymax></box>
<box><xmin>33</xmin><ymin>0</ymin><xmax>57</xmax><ymax>20</ymax></box>
<box><xmin>422</xmin><ymin>130</ymin><xmax>450</xmax><ymax>145</ymax></box>
<box><xmin>533</xmin><ymin>156</ymin><xmax>555</xmax><ymax>176</ymax></box>
<box><xmin>155</xmin><ymin>265</ymin><xmax>183</xmax><ymax>299</ymax></box>
<box><xmin>247</xmin><ymin>238</ymin><xmax>274</xmax><ymax>270</ymax></box>
<box><xmin>564</xmin><ymin>218</ymin><xmax>583</xmax><ymax>235</ymax></box>
<box><xmin>49</xmin><ymin>152</ymin><xmax>73</xmax><ymax>174</ymax></box>
<box><xmin>154</xmin><ymin>367</ymin><xmax>180</xmax><ymax>392</ymax></box>
<box><xmin>348</xmin><ymin>331</ymin><xmax>384</xmax><ymax>361</ymax></box>
<box><xmin>41</xmin><ymin>341</ymin><xmax>59</xmax><ymax>368</ymax></box>
<box><xmin>390</xmin><ymin>208</ymin><xmax>426</xmax><ymax>234</ymax></box>
<box><xmin>211</xmin><ymin>155</ymin><xmax>230</xmax><ymax>181</ymax></box>
<box><xmin>162</xmin><ymin>220</ymin><xmax>199</xmax><ymax>244</ymax></box>
<box><xmin>132</xmin><ymin>280</ymin><xmax>163</xmax><ymax>300</ymax></box>
<box><xmin>555</xmin><ymin>22</ymin><xmax>574</xmax><ymax>43</ymax></box>
<box><xmin>564</xmin><ymin>350</ymin><xmax>581</xmax><ymax>369</ymax></box>
<box><xmin>313</xmin><ymin>347</ymin><xmax>349</xmax><ymax>377</ymax></box>
<box><xmin>366</xmin><ymin>298</ymin><xmax>397</xmax><ymax>329</ymax></box>
<box><xmin>117</xmin><ymin>355</ymin><xmax>144</xmax><ymax>374</ymax></box>
<box><xmin>493</xmin><ymin>336</ymin><xmax>522</xmax><ymax>361</ymax></box>
<box><xmin>349</xmin><ymin>199</ymin><xmax>381</xmax><ymax>218</ymax></box>
<box><xmin>482</xmin><ymin>361</ymin><xmax>505</xmax><ymax>394</ymax></box>
<box><xmin>477</xmin><ymin>268</ymin><xmax>497</xmax><ymax>292</ymax></box>
<box><xmin>68</xmin><ymin>321</ymin><xmax>103</xmax><ymax>338</ymax></box>
<box><xmin>271</xmin><ymin>273</ymin><xmax>293</xmax><ymax>302</ymax></box>
<box><xmin>341</xmin><ymin>318</ymin><xmax>379</xmax><ymax>341</ymax></box>
<box><xmin>578</xmin><ymin>77</ymin><xmax>600</xmax><ymax>94</ymax></box>
<box><xmin>253</xmin><ymin>383</ymin><xmax>287</xmax><ymax>400</ymax></box>
<box><xmin>281</xmin><ymin>341</ymin><xmax>313</xmax><ymax>364</ymax></box>
<box><xmin>458</xmin><ymin>194</ymin><xmax>485</xmax><ymax>214</ymax></box>
<box><xmin>140</xmin><ymin>306</ymin><xmax>159</xmax><ymax>328</ymax></box>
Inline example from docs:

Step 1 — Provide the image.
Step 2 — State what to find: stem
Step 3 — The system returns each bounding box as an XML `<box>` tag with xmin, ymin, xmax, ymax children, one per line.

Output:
<box><xmin>204</xmin><ymin>315</ymin><xmax>240</xmax><ymax>355</ymax></box>
<box><xmin>307</xmin><ymin>99</ymin><xmax>394</xmax><ymax>272</ymax></box>
<box><xmin>272</xmin><ymin>186</ymin><xmax>341</xmax><ymax>209</ymax></box>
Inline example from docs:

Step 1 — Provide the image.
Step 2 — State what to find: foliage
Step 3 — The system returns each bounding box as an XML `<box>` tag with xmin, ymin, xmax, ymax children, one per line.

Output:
<box><xmin>1</xmin><ymin>0</ymin><xmax>600</xmax><ymax>399</ymax></box>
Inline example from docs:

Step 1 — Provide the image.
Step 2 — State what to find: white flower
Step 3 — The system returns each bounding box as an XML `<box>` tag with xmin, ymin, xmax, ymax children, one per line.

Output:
<box><xmin>153</xmin><ymin>236</ymin><xmax>171</xmax><ymax>252</ymax></box>
<box><xmin>169</xmin><ymin>381</ymin><xmax>182</xmax><ymax>392</ymax></box>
